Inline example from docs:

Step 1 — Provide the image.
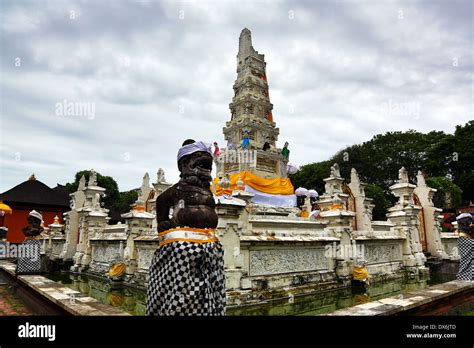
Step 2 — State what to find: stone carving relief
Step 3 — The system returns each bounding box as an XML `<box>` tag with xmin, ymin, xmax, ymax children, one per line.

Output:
<box><xmin>364</xmin><ymin>244</ymin><xmax>402</xmax><ymax>264</ymax></box>
<box><xmin>250</xmin><ymin>248</ymin><xmax>328</xmax><ymax>276</ymax></box>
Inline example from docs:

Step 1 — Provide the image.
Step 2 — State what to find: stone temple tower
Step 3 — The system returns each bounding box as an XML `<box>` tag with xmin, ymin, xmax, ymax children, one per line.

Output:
<box><xmin>219</xmin><ymin>28</ymin><xmax>288</xmax><ymax>180</ymax></box>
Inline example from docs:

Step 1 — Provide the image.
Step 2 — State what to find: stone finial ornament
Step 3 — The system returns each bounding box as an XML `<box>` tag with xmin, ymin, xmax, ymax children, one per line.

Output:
<box><xmin>398</xmin><ymin>167</ymin><xmax>409</xmax><ymax>183</ymax></box>
<box><xmin>330</xmin><ymin>163</ymin><xmax>341</xmax><ymax>178</ymax></box>
<box><xmin>88</xmin><ymin>169</ymin><xmax>97</xmax><ymax>186</ymax></box>
<box><xmin>157</xmin><ymin>168</ymin><xmax>166</xmax><ymax>183</ymax></box>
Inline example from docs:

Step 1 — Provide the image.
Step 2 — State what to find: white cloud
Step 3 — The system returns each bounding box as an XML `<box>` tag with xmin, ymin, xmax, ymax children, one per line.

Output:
<box><xmin>0</xmin><ymin>0</ymin><xmax>472</xmax><ymax>192</ymax></box>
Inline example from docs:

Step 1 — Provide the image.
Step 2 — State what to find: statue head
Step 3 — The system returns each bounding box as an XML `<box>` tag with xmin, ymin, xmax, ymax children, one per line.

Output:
<box><xmin>24</xmin><ymin>210</ymin><xmax>43</xmax><ymax>236</ymax></box>
<box><xmin>456</xmin><ymin>213</ymin><xmax>473</xmax><ymax>231</ymax></box>
<box><xmin>27</xmin><ymin>210</ymin><xmax>42</xmax><ymax>227</ymax></box>
<box><xmin>177</xmin><ymin>139</ymin><xmax>213</xmax><ymax>188</ymax></box>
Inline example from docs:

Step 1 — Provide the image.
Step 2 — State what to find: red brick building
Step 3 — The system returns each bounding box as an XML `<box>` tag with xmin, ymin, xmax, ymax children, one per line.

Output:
<box><xmin>0</xmin><ymin>175</ymin><xmax>70</xmax><ymax>243</ymax></box>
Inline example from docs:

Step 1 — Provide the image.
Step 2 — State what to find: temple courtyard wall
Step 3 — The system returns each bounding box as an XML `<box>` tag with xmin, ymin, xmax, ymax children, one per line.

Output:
<box><xmin>37</xmin><ymin>167</ymin><xmax>460</xmax><ymax>306</ymax></box>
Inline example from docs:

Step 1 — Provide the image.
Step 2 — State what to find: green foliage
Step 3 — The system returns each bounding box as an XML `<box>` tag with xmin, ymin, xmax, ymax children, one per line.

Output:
<box><xmin>289</xmin><ymin>160</ymin><xmax>330</xmax><ymax>194</ymax></box>
<box><xmin>450</xmin><ymin>121</ymin><xmax>474</xmax><ymax>205</ymax></box>
<box><xmin>65</xmin><ymin>170</ymin><xmax>138</xmax><ymax>216</ymax></box>
<box><xmin>364</xmin><ymin>184</ymin><xmax>394</xmax><ymax>221</ymax></box>
<box><xmin>425</xmin><ymin>177</ymin><xmax>463</xmax><ymax>209</ymax></box>
<box><xmin>292</xmin><ymin>121</ymin><xmax>473</xmax><ymax>216</ymax></box>
<box><xmin>114</xmin><ymin>190</ymin><xmax>139</xmax><ymax>214</ymax></box>
<box><xmin>330</xmin><ymin>130</ymin><xmax>448</xmax><ymax>188</ymax></box>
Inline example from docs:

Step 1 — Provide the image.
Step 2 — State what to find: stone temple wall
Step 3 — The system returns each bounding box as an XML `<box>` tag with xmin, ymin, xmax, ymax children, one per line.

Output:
<box><xmin>42</xmin><ymin>167</ymin><xmax>457</xmax><ymax>306</ymax></box>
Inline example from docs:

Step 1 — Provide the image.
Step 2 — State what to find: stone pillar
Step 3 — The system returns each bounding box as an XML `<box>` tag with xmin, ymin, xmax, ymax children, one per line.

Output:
<box><xmin>317</xmin><ymin>163</ymin><xmax>349</xmax><ymax>211</ymax></box>
<box><xmin>46</xmin><ymin>216</ymin><xmax>65</xmax><ymax>260</ymax></box>
<box><xmin>139</xmin><ymin>172</ymin><xmax>153</xmax><ymax>204</ymax></box>
<box><xmin>148</xmin><ymin>168</ymin><xmax>172</xmax><ymax>230</ymax></box>
<box><xmin>387</xmin><ymin>167</ymin><xmax>428</xmax><ymax>277</ymax></box>
<box><xmin>60</xmin><ymin>175</ymin><xmax>86</xmax><ymax>261</ymax></box>
<box><xmin>40</xmin><ymin>227</ymin><xmax>50</xmax><ymax>254</ymax></box>
<box><xmin>215</xmin><ymin>193</ymin><xmax>250</xmax><ymax>291</ymax></box>
<box><xmin>122</xmin><ymin>202</ymin><xmax>154</xmax><ymax>278</ymax></box>
<box><xmin>316</xmin><ymin>164</ymin><xmax>356</xmax><ymax>284</ymax></box>
<box><xmin>71</xmin><ymin>171</ymin><xmax>109</xmax><ymax>272</ymax></box>
<box><xmin>414</xmin><ymin>171</ymin><xmax>447</xmax><ymax>259</ymax></box>
<box><xmin>348</xmin><ymin>168</ymin><xmax>375</xmax><ymax>234</ymax></box>
<box><xmin>320</xmin><ymin>194</ymin><xmax>356</xmax><ymax>285</ymax></box>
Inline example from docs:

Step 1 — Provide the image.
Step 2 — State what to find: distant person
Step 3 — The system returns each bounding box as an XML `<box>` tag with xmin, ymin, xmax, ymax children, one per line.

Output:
<box><xmin>16</xmin><ymin>210</ymin><xmax>43</xmax><ymax>274</ymax></box>
<box><xmin>241</xmin><ymin>130</ymin><xmax>250</xmax><ymax>149</ymax></box>
<box><xmin>456</xmin><ymin>213</ymin><xmax>474</xmax><ymax>281</ymax></box>
<box><xmin>281</xmin><ymin>141</ymin><xmax>290</xmax><ymax>158</ymax></box>
<box><xmin>309</xmin><ymin>204</ymin><xmax>321</xmax><ymax>220</ymax></box>
<box><xmin>213</xmin><ymin>141</ymin><xmax>220</xmax><ymax>157</ymax></box>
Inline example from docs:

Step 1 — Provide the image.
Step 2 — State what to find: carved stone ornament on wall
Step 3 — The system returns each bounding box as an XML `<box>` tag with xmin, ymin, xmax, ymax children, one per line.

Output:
<box><xmin>249</xmin><ymin>248</ymin><xmax>328</xmax><ymax>276</ymax></box>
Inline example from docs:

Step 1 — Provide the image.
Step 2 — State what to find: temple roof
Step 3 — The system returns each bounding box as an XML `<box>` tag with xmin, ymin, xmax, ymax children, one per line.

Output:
<box><xmin>0</xmin><ymin>178</ymin><xmax>70</xmax><ymax>207</ymax></box>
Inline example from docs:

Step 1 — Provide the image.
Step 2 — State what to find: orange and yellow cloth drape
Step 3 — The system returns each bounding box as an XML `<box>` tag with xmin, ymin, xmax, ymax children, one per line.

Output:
<box><xmin>353</xmin><ymin>266</ymin><xmax>369</xmax><ymax>281</ymax></box>
<box><xmin>213</xmin><ymin>171</ymin><xmax>294</xmax><ymax>196</ymax></box>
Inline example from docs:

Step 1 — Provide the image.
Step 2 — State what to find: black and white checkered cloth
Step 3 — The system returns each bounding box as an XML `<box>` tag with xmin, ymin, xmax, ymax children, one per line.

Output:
<box><xmin>457</xmin><ymin>236</ymin><xmax>473</xmax><ymax>281</ymax></box>
<box><xmin>16</xmin><ymin>240</ymin><xmax>41</xmax><ymax>274</ymax></box>
<box><xmin>146</xmin><ymin>240</ymin><xmax>226</xmax><ymax>316</ymax></box>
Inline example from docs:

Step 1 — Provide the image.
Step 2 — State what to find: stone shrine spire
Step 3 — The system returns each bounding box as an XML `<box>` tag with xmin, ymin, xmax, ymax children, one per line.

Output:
<box><xmin>219</xmin><ymin>28</ymin><xmax>288</xmax><ymax>180</ymax></box>
<box><xmin>237</xmin><ymin>28</ymin><xmax>264</xmax><ymax>74</ymax></box>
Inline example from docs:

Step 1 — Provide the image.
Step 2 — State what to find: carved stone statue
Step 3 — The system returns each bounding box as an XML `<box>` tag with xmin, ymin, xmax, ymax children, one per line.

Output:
<box><xmin>146</xmin><ymin>139</ymin><xmax>225</xmax><ymax>316</ymax></box>
<box><xmin>155</xmin><ymin>144</ymin><xmax>217</xmax><ymax>231</ymax></box>
<box><xmin>157</xmin><ymin>168</ymin><xmax>166</xmax><ymax>183</ymax></box>
<box><xmin>88</xmin><ymin>170</ymin><xmax>97</xmax><ymax>186</ymax></box>
<box><xmin>330</xmin><ymin>163</ymin><xmax>341</xmax><ymax>178</ymax></box>
<box><xmin>398</xmin><ymin>167</ymin><xmax>408</xmax><ymax>183</ymax></box>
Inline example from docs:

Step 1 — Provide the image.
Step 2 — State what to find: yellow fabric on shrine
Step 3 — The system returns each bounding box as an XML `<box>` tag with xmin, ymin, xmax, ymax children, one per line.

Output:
<box><xmin>0</xmin><ymin>201</ymin><xmax>12</xmax><ymax>214</ymax></box>
<box><xmin>213</xmin><ymin>171</ymin><xmax>294</xmax><ymax>195</ymax></box>
<box><xmin>300</xmin><ymin>210</ymin><xmax>310</xmax><ymax>218</ymax></box>
<box><xmin>353</xmin><ymin>266</ymin><xmax>369</xmax><ymax>281</ymax></box>
<box><xmin>109</xmin><ymin>263</ymin><xmax>126</xmax><ymax>278</ymax></box>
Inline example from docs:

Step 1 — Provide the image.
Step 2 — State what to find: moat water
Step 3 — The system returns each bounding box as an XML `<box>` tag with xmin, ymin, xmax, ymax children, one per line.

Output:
<box><xmin>45</xmin><ymin>273</ymin><xmax>457</xmax><ymax>316</ymax></box>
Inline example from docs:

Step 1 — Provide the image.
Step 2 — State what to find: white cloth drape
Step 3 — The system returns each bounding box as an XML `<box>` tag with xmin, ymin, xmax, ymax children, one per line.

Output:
<box><xmin>245</xmin><ymin>185</ymin><xmax>297</xmax><ymax>207</ymax></box>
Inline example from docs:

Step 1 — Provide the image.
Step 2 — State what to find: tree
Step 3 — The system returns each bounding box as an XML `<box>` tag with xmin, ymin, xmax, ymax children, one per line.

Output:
<box><xmin>450</xmin><ymin>121</ymin><xmax>474</xmax><ymax>205</ymax></box>
<box><xmin>364</xmin><ymin>184</ymin><xmax>394</xmax><ymax>221</ymax></box>
<box><xmin>291</xmin><ymin>121</ymin><xmax>472</xmax><ymax>216</ymax></box>
<box><xmin>114</xmin><ymin>190</ymin><xmax>139</xmax><ymax>214</ymax></box>
<box><xmin>289</xmin><ymin>160</ymin><xmax>331</xmax><ymax>195</ymax></box>
<box><xmin>330</xmin><ymin>130</ymin><xmax>449</xmax><ymax>188</ymax></box>
<box><xmin>425</xmin><ymin>177</ymin><xmax>463</xmax><ymax>209</ymax></box>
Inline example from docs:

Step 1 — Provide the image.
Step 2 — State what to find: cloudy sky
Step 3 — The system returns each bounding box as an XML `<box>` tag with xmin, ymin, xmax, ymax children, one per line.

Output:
<box><xmin>0</xmin><ymin>0</ymin><xmax>472</xmax><ymax>192</ymax></box>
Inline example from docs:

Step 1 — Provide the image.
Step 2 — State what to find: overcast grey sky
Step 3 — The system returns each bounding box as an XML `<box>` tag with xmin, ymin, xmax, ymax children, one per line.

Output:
<box><xmin>0</xmin><ymin>0</ymin><xmax>472</xmax><ymax>192</ymax></box>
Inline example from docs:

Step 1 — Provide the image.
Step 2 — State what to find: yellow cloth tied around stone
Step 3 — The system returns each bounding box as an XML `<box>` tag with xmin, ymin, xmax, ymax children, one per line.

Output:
<box><xmin>300</xmin><ymin>210</ymin><xmax>310</xmax><ymax>218</ymax></box>
<box><xmin>158</xmin><ymin>227</ymin><xmax>218</xmax><ymax>247</ymax></box>
<box><xmin>109</xmin><ymin>262</ymin><xmax>126</xmax><ymax>278</ymax></box>
<box><xmin>353</xmin><ymin>266</ymin><xmax>369</xmax><ymax>281</ymax></box>
<box><xmin>213</xmin><ymin>171</ymin><xmax>294</xmax><ymax>195</ymax></box>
